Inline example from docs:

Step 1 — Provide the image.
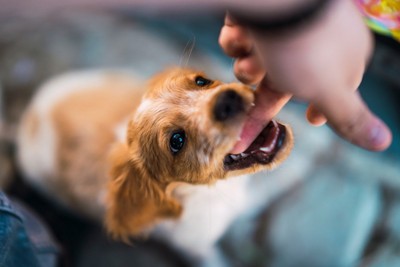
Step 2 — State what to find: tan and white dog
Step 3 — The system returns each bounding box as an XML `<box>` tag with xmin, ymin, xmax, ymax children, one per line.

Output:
<box><xmin>17</xmin><ymin>68</ymin><xmax>293</xmax><ymax>266</ymax></box>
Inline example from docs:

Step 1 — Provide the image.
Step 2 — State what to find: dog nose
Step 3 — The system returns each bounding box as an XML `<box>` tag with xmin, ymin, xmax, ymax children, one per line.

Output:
<box><xmin>213</xmin><ymin>89</ymin><xmax>244</xmax><ymax>121</ymax></box>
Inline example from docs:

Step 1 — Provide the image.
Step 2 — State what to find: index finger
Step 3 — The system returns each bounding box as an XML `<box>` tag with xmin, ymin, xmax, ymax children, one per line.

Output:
<box><xmin>231</xmin><ymin>80</ymin><xmax>291</xmax><ymax>153</ymax></box>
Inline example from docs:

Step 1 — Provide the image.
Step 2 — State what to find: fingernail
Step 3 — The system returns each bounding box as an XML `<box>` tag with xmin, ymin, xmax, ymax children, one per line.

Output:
<box><xmin>369</xmin><ymin>122</ymin><xmax>391</xmax><ymax>150</ymax></box>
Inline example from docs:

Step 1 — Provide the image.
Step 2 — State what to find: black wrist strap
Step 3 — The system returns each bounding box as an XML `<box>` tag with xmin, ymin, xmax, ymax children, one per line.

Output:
<box><xmin>230</xmin><ymin>0</ymin><xmax>332</xmax><ymax>33</ymax></box>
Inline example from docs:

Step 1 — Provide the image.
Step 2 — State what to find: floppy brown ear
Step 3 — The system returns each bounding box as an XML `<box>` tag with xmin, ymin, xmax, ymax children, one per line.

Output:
<box><xmin>105</xmin><ymin>143</ymin><xmax>182</xmax><ymax>242</ymax></box>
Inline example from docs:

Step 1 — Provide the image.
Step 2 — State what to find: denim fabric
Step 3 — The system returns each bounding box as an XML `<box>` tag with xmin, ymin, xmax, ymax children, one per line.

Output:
<box><xmin>0</xmin><ymin>192</ymin><xmax>58</xmax><ymax>267</ymax></box>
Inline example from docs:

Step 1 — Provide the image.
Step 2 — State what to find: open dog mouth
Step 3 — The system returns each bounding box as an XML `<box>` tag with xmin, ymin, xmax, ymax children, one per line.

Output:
<box><xmin>223</xmin><ymin>120</ymin><xmax>286</xmax><ymax>171</ymax></box>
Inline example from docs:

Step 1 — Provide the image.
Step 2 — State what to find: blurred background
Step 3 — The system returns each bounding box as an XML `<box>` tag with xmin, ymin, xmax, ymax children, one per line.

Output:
<box><xmin>0</xmin><ymin>5</ymin><xmax>399</xmax><ymax>267</ymax></box>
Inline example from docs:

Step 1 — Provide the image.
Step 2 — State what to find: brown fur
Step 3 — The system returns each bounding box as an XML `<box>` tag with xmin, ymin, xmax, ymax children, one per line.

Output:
<box><xmin>106</xmin><ymin>142</ymin><xmax>183</xmax><ymax>241</ymax></box>
<box><xmin>52</xmin><ymin>75</ymin><xmax>145</xmax><ymax>218</ymax></box>
<box><xmin>103</xmin><ymin>68</ymin><xmax>292</xmax><ymax>240</ymax></box>
<box><xmin>21</xmin><ymin>68</ymin><xmax>293</xmax><ymax>242</ymax></box>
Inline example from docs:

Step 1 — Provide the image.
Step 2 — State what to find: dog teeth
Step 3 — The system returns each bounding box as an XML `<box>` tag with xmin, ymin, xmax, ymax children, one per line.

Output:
<box><xmin>230</xmin><ymin>154</ymin><xmax>241</xmax><ymax>161</ymax></box>
<box><xmin>259</xmin><ymin>146</ymin><xmax>273</xmax><ymax>153</ymax></box>
<box><xmin>228</xmin><ymin>152</ymin><xmax>250</xmax><ymax>162</ymax></box>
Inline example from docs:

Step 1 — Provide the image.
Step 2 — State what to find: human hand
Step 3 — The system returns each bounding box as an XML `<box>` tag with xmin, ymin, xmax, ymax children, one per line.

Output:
<box><xmin>219</xmin><ymin>0</ymin><xmax>392</xmax><ymax>153</ymax></box>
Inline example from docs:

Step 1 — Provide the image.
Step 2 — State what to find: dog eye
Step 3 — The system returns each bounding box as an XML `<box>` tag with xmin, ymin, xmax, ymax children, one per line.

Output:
<box><xmin>195</xmin><ymin>76</ymin><xmax>212</xmax><ymax>87</ymax></box>
<box><xmin>170</xmin><ymin>131</ymin><xmax>186</xmax><ymax>154</ymax></box>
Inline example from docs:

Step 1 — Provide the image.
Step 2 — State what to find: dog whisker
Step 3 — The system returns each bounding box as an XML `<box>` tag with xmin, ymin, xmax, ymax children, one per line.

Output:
<box><xmin>179</xmin><ymin>36</ymin><xmax>196</xmax><ymax>68</ymax></box>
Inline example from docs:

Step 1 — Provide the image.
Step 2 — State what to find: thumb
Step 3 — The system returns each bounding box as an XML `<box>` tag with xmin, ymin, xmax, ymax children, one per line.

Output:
<box><xmin>315</xmin><ymin>90</ymin><xmax>392</xmax><ymax>151</ymax></box>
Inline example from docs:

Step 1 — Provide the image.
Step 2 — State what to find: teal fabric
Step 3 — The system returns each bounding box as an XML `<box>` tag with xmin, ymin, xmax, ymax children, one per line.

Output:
<box><xmin>360</xmin><ymin>70</ymin><xmax>400</xmax><ymax>160</ymax></box>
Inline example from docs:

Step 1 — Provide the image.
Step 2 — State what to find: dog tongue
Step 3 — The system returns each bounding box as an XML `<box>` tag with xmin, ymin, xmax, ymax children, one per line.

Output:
<box><xmin>243</xmin><ymin>121</ymin><xmax>280</xmax><ymax>155</ymax></box>
<box><xmin>231</xmin><ymin>120</ymin><xmax>268</xmax><ymax>154</ymax></box>
<box><xmin>224</xmin><ymin>120</ymin><xmax>285</xmax><ymax>170</ymax></box>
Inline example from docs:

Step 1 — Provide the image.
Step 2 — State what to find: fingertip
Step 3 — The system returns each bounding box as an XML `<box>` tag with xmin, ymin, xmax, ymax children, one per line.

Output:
<box><xmin>219</xmin><ymin>27</ymin><xmax>253</xmax><ymax>58</ymax></box>
<box><xmin>314</xmin><ymin>91</ymin><xmax>392</xmax><ymax>152</ymax></box>
<box><xmin>306</xmin><ymin>105</ymin><xmax>327</xmax><ymax>126</ymax></box>
<box><xmin>308</xmin><ymin>117</ymin><xmax>327</xmax><ymax>127</ymax></box>
<box><xmin>366</xmin><ymin>119</ymin><xmax>392</xmax><ymax>151</ymax></box>
<box><xmin>334</xmin><ymin>114</ymin><xmax>392</xmax><ymax>152</ymax></box>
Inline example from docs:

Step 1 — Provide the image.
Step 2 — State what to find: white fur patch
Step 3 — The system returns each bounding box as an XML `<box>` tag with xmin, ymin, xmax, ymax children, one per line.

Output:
<box><xmin>33</xmin><ymin>69</ymin><xmax>139</xmax><ymax>114</ymax></box>
<box><xmin>154</xmin><ymin>175</ymin><xmax>251</xmax><ymax>258</ymax></box>
<box><xmin>18</xmin><ymin>72</ymin><xmax>104</xmax><ymax>186</ymax></box>
<box><xmin>197</xmin><ymin>150</ymin><xmax>210</xmax><ymax>166</ymax></box>
<box><xmin>17</xmin><ymin>110</ymin><xmax>56</xmax><ymax>191</ymax></box>
<box><xmin>114</xmin><ymin>118</ymin><xmax>129</xmax><ymax>142</ymax></box>
<box><xmin>135</xmin><ymin>98</ymin><xmax>153</xmax><ymax>115</ymax></box>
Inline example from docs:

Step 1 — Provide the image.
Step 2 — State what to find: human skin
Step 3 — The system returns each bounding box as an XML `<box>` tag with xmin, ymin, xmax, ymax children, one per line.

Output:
<box><xmin>219</xmin><ymin>0</ymin><xmax>392</xmax><ymax>153</ymax></box>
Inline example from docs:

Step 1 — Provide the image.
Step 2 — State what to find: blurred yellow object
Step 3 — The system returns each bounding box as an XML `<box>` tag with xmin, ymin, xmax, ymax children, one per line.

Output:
<box><xmin>356</xmin><ymin>0</ymin><xmax>400</xmax><ymax>41</ymax></box>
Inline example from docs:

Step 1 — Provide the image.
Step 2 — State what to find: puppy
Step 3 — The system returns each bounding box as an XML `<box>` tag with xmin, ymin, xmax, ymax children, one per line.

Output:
<box><xmin>17</xmin><ymin>67</ymin><xmax>293</xmax><ymax>265</ymax></box>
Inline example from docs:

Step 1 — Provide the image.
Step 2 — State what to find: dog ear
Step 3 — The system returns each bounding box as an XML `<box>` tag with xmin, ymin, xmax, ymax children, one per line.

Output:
<box><xmin>105</xmin><ymin>143</ymin><xmax>182</xmax><ymax>242</ymax></box>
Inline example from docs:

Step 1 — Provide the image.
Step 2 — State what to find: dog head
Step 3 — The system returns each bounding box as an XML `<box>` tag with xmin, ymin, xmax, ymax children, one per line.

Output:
<box><xmin>106</xmin><ymin>68</ymin><xmax>293</xmax><ymax>240</ymax></box>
